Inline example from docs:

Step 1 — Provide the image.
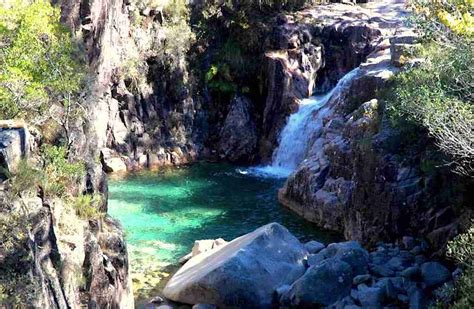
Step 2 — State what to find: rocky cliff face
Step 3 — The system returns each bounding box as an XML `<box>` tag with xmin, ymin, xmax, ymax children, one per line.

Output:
<box><xmin>272</xmin><ymin>1</ymin><xmax>469</xmax><ymax>252</ymax></box>
<box><xmin>0</xmin><ymin>124</ymin><xmax>133</xmax><ymax>308</ymax></box>
<box><xmin>259</xmin><ymin>3</ymin><xmax>385</xmax><ymax>160</ymax></box>
<box><xmin>59</xmin><ymin>0</ymin><xmax>201</xmax><ymax>173</ymax></box>
<box><xmin>54</xmin><ymin>0</ymin><xmax>468</xmax><ymax>253</ymax></box>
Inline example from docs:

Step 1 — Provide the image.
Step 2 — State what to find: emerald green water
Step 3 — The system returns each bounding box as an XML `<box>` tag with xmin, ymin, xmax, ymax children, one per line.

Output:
<box><xmin>108</xmin><ymin>163</ymin><xmax>340</xmax><ymax>297</ymax></box>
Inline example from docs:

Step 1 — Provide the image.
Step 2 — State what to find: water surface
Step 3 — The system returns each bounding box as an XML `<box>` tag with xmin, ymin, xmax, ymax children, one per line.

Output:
<box><xmin>108</xmin><ymin>162</ymin><xmax>340</xmax><ymax>298</ymax></box>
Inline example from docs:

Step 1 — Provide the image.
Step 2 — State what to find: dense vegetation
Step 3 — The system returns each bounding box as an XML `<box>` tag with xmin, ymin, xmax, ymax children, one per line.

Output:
<box><xmin>192</xmin><ymin>0</ymin><xmax>313</xmax><ymax>103</ymax></box>
<box><xmin>387</xmin><ymin>0</ymin><xmax>473</xmax><ymax>306</ymax></box>
<box><xmin>0</xmin><ymin>1</ymin><xmax>104</xmax><ymax>302</ymax></box>
<box><xmin>387</xmin><ymin>0</ymin><xmax>473</xmax><ymax>178</ymax></box>
<box><xmin>447</xmin><ymin>225</ymin><xmax>474</xmax><ymax>308</ymax></box>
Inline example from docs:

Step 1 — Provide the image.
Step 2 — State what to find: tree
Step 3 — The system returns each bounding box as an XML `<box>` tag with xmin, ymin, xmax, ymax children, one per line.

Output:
<box><xmin>0</xmin><ymin>0</ymin><xmax>85</xmax><ymax>148</ymax></box>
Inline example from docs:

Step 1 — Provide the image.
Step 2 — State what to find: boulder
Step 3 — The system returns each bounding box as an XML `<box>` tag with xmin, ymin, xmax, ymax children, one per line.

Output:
<box><xmin>179</xmin><ymin>238</ymin><xmax>228</xmax><ymax>264</ymax></box>
<box><xmin>356</xmin><ymin>285</ymin><xmax>385</xmax><ymax>308</ymax></box>
<box><xmin>400</xmin><ymin>266</ymin><xmax>421</xmax><ymax>279</ymax></box>
<box><xmin>0</xmin><ymin>126</ymin><xmax>29</xmax><ymax>177</ymax></box>
<box><xmin>103</xmin><ymin>157</ymin><xmax>127</xmax><ymax>173</ymax></box>
<box><xmin>420</xmin><ymin>262</ymin><xmax>451</xmax><ymax>288</ymax></box>
<box><xmin>283</xmin><ymin>259</ymin><xmax>353</xmax><ymax>307</ymax></box>
<box><xmin>321</xmin><ymin>241</ymin><xmax>369</xmax><ymax>276</ymax></box>
<box><xmin>163</xmin><ymin>223</ymin><xmax>308</xmax><ymax>307</ymax></box>
<box><xmin>101</xmin><ymin>148</ymin><xmax>127</xmax><ymax>173</ymax></box>
<box><xmin>304</xmin><ymin>240</ymin><xmax>325</xmax><ymax>254</ymax></box>
<box><xmin>218</xmin><ymin>95</ymin><xmax>257</xmax><ymax>163</ymax></box>
<box><xmin>353</xmin><ymin>274</ymin><xmax>371</xmax><ymax>285</ymax></box>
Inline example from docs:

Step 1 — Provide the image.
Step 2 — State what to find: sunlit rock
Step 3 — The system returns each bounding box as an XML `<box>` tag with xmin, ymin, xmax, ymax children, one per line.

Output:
<box><xmin>163</xmin><ymin>223</ymin><xmax>308</xmax><ymax>307</ymax></box>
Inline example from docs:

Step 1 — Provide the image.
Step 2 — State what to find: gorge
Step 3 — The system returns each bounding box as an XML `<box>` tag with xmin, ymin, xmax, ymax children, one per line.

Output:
<box><xmin>0</xmin><ymin>0</ymin><xmax>472</xmax><ymax>308</ymax></box>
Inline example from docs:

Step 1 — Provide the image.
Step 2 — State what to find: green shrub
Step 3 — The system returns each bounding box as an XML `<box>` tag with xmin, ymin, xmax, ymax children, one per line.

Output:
<box><xmin>41</xmin><ymin>145</ymin><xmax>85</xmax><ymax>197</ymax></box>
<box><xmin>5</xmin><ymin>159</ymin><xmax>44</xmax><ymax>197</ymax></box>
<box><xmin>447</xmin><ymin>224</ymin><xmax>474</xmax><ymax>308</ymax></box>
<box><xmin>386</xmin><ymin>40</ymin><xmax>473</xmax><ymax>177</ymax></box>
<box><xmin>71</xmin><ymin>194</ymin><xmax>103</xmax><ymax>220</ymax></box>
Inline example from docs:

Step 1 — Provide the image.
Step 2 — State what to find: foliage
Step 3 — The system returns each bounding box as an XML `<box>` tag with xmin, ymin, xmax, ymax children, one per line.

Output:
<box><xmin>192</xmin><ymin>0</ymin><xmax>315</xmax><ymax>100</ymax></box>
<box><xmin>410</xmin><ymin>0</ymin><xmax>474</xmax><ymax>38</ymax></box>
<box><xmin>41</xmin><ymin>145</ymin><xmax>85</xmax><ymax>197</ymax></box>
<box><xmin>7</xmin><ymin>159</ymin><xmax>44</xmax><ymax>197</ymax></box>
<box><xmin>156</xmin><ymin>0</ymin><xmax>195</xmax><ymax>72</ymax></box>
<box><xmin>386</xmin><ymin>1</ymin><xmax>473</xmax><ymax>177</ymax></box>
<box><xmin>447</xmin><ymin>223</ymin><xmax>474</xmax><ymax>308</ymax></box>
<box><xmin>0</xmin><ymin>203</ymin><xmax>34</xmax><ymax>307</ymax></box>
<box><xmin>71</xmin><ymin>194</ymin><xmax>103</xmax><ymax>220</ymax></box>
<box><xmin>0</xmin><ymin>209</ymin><xmax>29</xmax><ymax>258</ymax></box>
<box><xmin>0</xmin><ymin>0</ymin><xmax>85</xmax><ymax>122</ymax></box>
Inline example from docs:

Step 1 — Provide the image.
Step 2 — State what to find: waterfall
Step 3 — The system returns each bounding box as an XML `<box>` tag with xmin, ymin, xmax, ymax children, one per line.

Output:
<box><xmin>249</xmin><ymin>68</ymin><xmax>360</xmax><ymax>178</ymax></box>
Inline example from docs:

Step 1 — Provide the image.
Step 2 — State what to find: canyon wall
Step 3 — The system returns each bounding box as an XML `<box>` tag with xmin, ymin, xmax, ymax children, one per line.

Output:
<box><xmin>57</xmin><ymin>0</ymin><xmax>470</xmax><ymax>253</ymax></box>
<box><xmin>268</xmin><ymin>1</ymin><xmax>471</xmax><ymax>252</ymax></box>
<box><xmin>0</xmin><ymin>124</ymin><xmax>133</xmax><ymax>308</ymax></box>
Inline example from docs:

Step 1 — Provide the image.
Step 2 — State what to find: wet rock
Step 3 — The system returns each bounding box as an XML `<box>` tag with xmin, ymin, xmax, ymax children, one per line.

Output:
<box><xmin>304</xmin><ymin>240</ymin><xmax>325</xmax><ymax>254</ymax></box>
<box><xmin>218</xmin><ymin>95</ymin><xmax>257</xmax><ymax>163</ymax></box>
<box><xmin>163</xmin><ymin>223</ymin><xmax>307</xmax><ymax>307</ymax></box>
<box><xmin>283</xmin><ymin>259</ymin><xmax>353</xmax><ymax>307</ymax></box>
<box><xmin>420</xmin><ymin>262</ymin><xmax>451</xmax><ymax>288</ymax></box>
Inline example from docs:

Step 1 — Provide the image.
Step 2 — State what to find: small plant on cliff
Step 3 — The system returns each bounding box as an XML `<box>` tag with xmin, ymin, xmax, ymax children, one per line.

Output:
<box><xmin>6</xmin><ymin>159</ymin><xmax>44</xmax><ymax>197</ymax></box>
<box><xmin>41</xmin><ymin>145</ymin><xmax>85</xmax><ymax>197</ymax></box>
<box><xmin>71</xmin><ymin>194</ymin><xmax>104</xmax><ymax>220</ymax></box>
<box><xmin>447</xmin><ymin>223</ymin><xmax>474</xmax><ymax>307</ymax></box>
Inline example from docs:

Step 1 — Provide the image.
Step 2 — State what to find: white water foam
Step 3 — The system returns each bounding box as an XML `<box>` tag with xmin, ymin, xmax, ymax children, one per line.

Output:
<box><xmin>247</xmin><ymin>68</ymin><xmax>360</xmax><ymax>178</ymax></box>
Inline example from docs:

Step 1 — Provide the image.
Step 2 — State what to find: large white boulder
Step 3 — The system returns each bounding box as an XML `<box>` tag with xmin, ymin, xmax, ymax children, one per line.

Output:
<box><xmin>163</xmin><ymin>223</ymin><xmax>308</xmax><ymax>308</ymax></box>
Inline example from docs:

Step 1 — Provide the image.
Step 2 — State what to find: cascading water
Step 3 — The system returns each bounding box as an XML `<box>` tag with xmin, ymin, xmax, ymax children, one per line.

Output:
<box><xmin>250</xmin><ymin>68</ymin><xmax>360</xmax><ymax>178</ymax></box>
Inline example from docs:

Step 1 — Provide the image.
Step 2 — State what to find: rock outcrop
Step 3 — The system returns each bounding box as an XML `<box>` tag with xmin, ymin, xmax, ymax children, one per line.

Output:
<box><xmin>267</xmin><ymin>1</ymin><xmax>464</xmax><ymax>251</ymax></box>
<box><xmin>0</xmin><ymin>122</ymin><xmax>31</xmax><ymax>178</ymax></box>
<box><xmin>163</xmin><ymin>223</ymin><xmax>307</xmax><ymax>307</ymax></box>
<box><xmin>0</xmin><ymin>125</ymin><xmax>134</xmax><ymax>308</ymax></box>
<box><xmin>277</xmin><ymin>27</ymin><xmax>463</xmax><ymax>250</ymax></box>
<box><xmin>259</xmin><ymin>1</ymin><xmax>401</xmax><ymax>160</ymax></box>
<box><xmin>218</xmin><ymin>95</ymin><xmax>258</xmax><ymax>162</ymax></box>
<box><xmin>161</xmin><ymin>223</ymin><xmax>455</xmax><ymax>308</ymax></box>
<box><xmin>0</xmin><ymin>192</ymin><xmax>134</xmax><ymax>308</ymax></box>
<box><xmin>58</xmin><ymin>0</ymin><xmax>201</xmax><ymax>172</ymax></box>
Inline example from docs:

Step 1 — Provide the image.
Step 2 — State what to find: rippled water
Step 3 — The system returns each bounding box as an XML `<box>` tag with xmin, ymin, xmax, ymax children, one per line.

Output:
<box><xmin>108</xmin><ymin>162</ymin><xmax>340</xmax><ymax>299</ymax></box>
